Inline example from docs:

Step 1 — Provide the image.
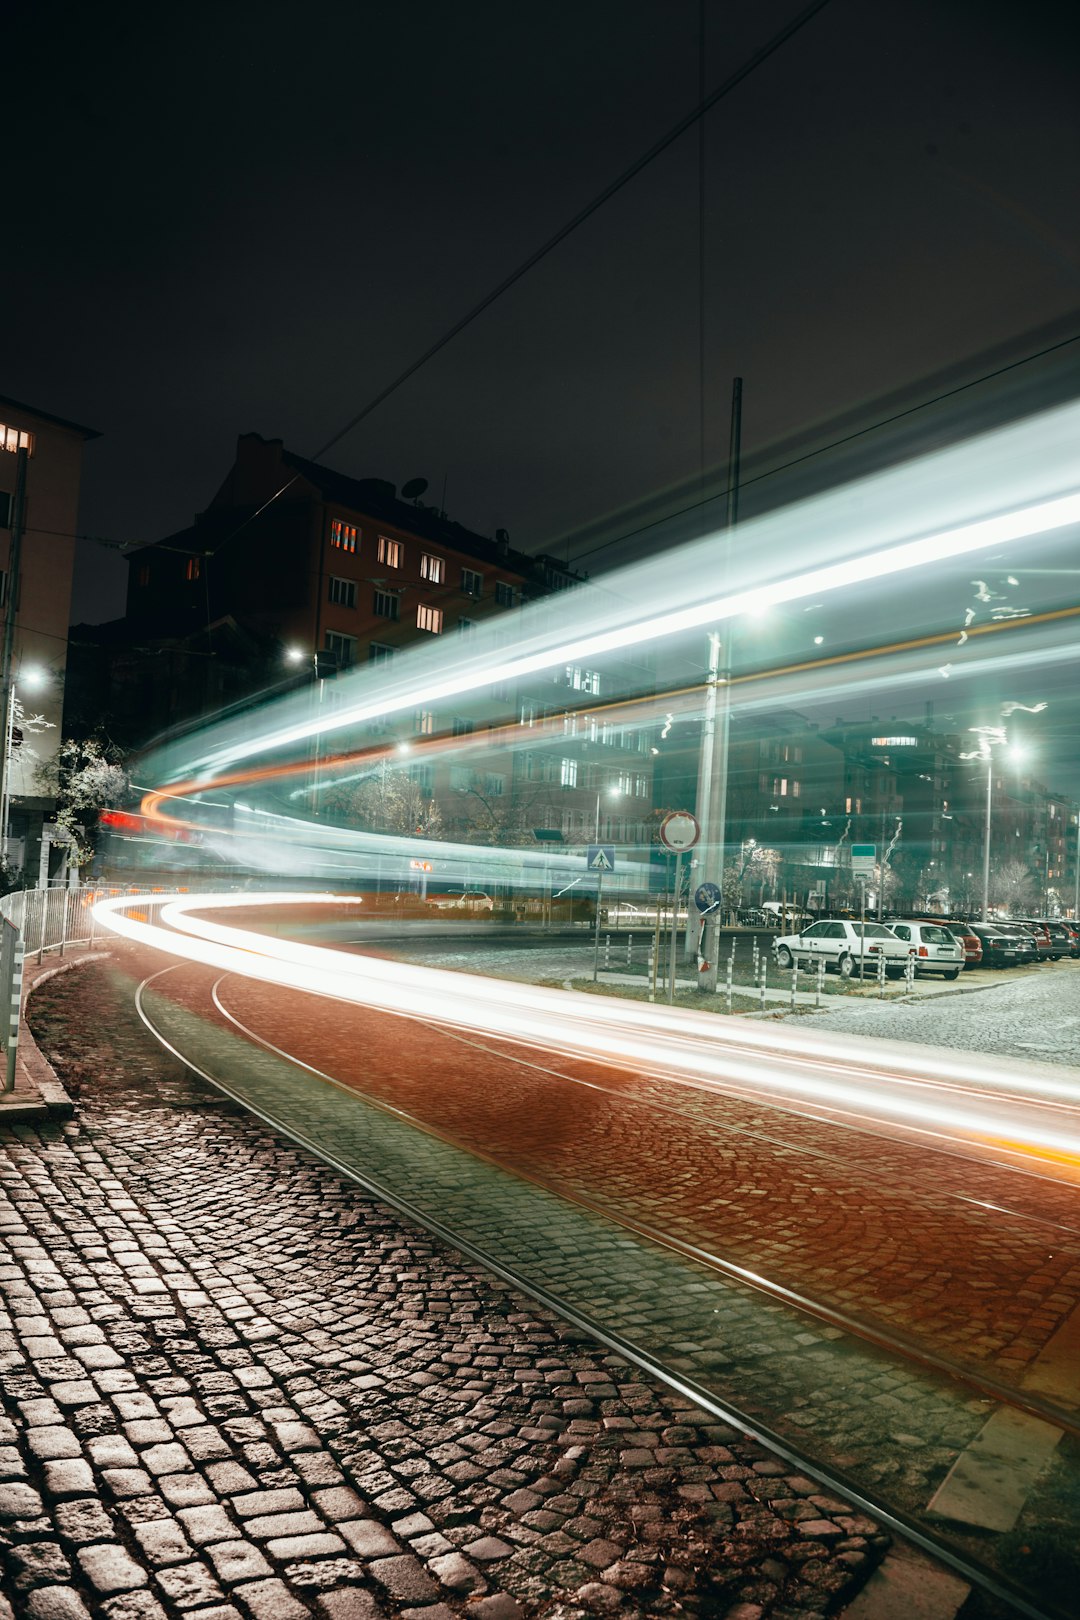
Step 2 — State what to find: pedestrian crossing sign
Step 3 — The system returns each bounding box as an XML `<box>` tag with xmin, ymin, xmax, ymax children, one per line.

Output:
<box><xmin>586</xmin><ymin>844</ymin><xmax>615</xmax><ymax>872</ymax></box>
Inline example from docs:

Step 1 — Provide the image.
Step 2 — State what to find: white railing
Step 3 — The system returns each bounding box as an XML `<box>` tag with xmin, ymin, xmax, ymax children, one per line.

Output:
<box><xmin>0</xmin><ymin>885</ymin><xmax>159</xmax><ymax>963</ymax></box>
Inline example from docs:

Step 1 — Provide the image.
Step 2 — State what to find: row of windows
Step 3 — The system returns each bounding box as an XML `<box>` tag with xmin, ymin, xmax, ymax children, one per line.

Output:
<box><xmin>758</xmin><ymin>775</ymin><xmax>802</xmax><ymax>798</ymax></box>
<box><xmin>0</xmin><ymin>424</ymin><xmax>34</xmax><ymax>456</ymax></box>
<box><xmin>330</xmin><ymin>519</ymin><xmax>515</xmax><ymax>604</ymax></box>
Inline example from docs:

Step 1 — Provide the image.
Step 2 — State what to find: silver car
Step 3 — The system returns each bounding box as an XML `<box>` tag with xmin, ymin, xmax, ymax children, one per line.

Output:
<box><xmin>883</xmin><ymin>919</ymin><xmax>963</xmax><ymax>979</ymax></box>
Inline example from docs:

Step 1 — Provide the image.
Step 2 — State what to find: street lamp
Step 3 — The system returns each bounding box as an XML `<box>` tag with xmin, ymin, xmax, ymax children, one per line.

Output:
<box><xmin>594</xmin><ymin>783</ymin><xmax>621</xmax><ymax>841</ymax></box>
<box><xmin>1</xmin><ymin>666</ymin><xmax>48</xmax><ymax>860</ymax></box>
<box><xmin>981</xmin><ymin>742</ymin><xmax>1027</xmax><ymax>922</ymax></box>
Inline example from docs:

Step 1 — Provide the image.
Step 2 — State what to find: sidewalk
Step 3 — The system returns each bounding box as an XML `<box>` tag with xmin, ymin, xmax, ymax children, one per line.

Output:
<box><xmin>0</xmin><ymin>946</ymin><xmax>888</xmax><ymax>1620</ymax></box>
<box><xmin>0</xmin><ymin>949</ymin><xmax>86</xmax><ymax>1124</ymax></box>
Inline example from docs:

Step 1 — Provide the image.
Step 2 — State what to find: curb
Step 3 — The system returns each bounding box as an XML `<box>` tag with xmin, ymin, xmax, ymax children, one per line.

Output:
<box><xmin>2</xmin><ymin>947</ymin><xmax>109</xmax><ymax>1121</ymax></box>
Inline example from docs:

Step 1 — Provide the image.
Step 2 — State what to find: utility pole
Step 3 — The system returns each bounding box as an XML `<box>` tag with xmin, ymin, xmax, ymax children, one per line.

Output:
<box><xmin>0</xmin><ymin>449</ymin><xmax>28</xmax><ymax>866</ymax></box>
<box><xmin>693</xmin><ymin>378</ymin><xmax>742</xmax><ymax>990</ymax></box>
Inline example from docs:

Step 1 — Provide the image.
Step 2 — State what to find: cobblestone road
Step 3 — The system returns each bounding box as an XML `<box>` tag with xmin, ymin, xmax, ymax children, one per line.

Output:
<box><xmin>0</xmin><ymin>950</ymin><xmax>889</xmax><ymax>1620</ymax></box>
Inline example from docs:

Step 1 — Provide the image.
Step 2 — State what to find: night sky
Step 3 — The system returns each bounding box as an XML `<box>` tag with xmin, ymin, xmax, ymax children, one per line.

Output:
<box><xmin>6</xmin><ymin>0</ymin><xmax>1079</xmax><ymax>625</ymax></box>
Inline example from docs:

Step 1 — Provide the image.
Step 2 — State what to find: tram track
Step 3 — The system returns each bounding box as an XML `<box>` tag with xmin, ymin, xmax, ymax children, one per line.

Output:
<box><xmin>134</xmin><ymin>958</ymin><xmax>1080</xmax><ymax>1620</ymax></box>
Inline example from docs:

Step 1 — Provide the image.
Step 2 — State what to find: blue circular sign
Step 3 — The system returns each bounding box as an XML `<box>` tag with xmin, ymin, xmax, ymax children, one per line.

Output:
<box><xmin>694</xmin><ymin>881</ymin><xmax>722</xmax><ymax>913</ymax></box>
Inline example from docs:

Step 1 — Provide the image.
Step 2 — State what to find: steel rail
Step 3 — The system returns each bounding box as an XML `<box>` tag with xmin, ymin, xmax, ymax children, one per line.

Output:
<box><xmin>132</xmin><ymin>961</ymin><xmax>1066</xmax><ymax>1620</ymax></box>
<box><xmin>206</xmin><ymin>972</ymin><xmax>1080</xmax><ymax>1444</ymax></box>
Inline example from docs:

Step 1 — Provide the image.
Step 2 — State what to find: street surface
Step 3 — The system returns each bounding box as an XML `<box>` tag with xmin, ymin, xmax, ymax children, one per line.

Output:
<box><xmin>0</xmin><ymin>948</ymin><xmax>889</xmax><ymax>1620</ymax></box>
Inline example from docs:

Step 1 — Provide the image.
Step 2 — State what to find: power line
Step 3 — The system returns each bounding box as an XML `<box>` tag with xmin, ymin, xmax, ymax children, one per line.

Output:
<box><xmin>207</xmin><ymin>1</ymin><xmax>833</xmax><ymax>559</ymax></box>
<box><xmin>564</xmin><ymin>328</ymin><xmax>1080</xmax><ymax>567</ymax></box>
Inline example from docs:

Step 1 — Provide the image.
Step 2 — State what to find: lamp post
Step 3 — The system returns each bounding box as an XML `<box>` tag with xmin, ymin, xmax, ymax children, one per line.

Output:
<box><xmin>594</xmin><ymin>783</ymin><xmax>621</xmax><ymax>841</ymax></box>
<box><xmin>1</xmin><ymin>666</ymin><xmax>47</xmax><ymax>863</ymax></box>
<box><xmin>980</xmin><ymin>742</ymin><xmax>1026</xmax><ymax>922</ymax></box>
<box><xmin>285</xmin><ymin>646</ymin><xmax>335</xmax><ymax>816</ymax></box>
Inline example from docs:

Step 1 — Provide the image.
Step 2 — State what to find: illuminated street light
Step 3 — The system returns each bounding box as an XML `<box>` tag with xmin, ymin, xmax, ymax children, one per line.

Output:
<box><xmin>595</xmin><ymin>783</ymin><xmax>621</xmax><ymax>841</ymax></box>
<box><xmin>981</xmin><ymin>741</ymin><xmax>1027</xmax><ymax>923</ymax></box>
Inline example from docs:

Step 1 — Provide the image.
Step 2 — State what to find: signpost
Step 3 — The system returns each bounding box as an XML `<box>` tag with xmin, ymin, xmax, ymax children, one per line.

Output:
<box><xmin>659</xmin><ymin>813</ymin><xmax>700</xmax><ymax>1003</ymax></box>
<box><xmin>587</xmin><ymin>844</ymin><xmax>616</xmax><ymax>981</ymax></box>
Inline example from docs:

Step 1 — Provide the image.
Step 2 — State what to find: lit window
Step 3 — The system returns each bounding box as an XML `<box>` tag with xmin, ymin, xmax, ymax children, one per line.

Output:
<box><xmin>0</xmin><ymin>424</ymin><xmax>34</xmax><ymax>455</ymax></box>
<box><xmin>461</xmin><ymin>568</ymin><xmax>483</xmax><ymax>597</ymax></box>
<box><xmin>185</xmin><ymin>557</ymin><xmax>201</xmax><ymax>581</ymax></box>
<box><xmin>495</xmin><ymin>581</ymin><xmax>515</xmax><ymax>608</ymax></box>
<box><xmin>420</xmin><ymin>553</ymin><xmax>445</xmax><ymax>584</ymax></box>
<box><xmin>773</xmin><ymin>778</ymin><xmax>788</xmax><ymax>796</ymax></box>
<box><xmin>520</xmin><ymin>703</ymin><xmax>536</xmax><ymax>726</ymax></box>
<box><xmin>369</xmin><ymin>642</ymin><xmax>394</xmax><ymax>664</ymax></box>
<box><xmin>566</xmin><ymin>665</ymin><xmax>600</xmax><ymax>694</ymax></box>
<box><xmin>377</xmin><ymin>536</ymin><xmax>403</xmax><ymax>568</ymax></box>
<box><xmin>324</xmin><ymin>631</ymin><xmax>356</xmax><ymax>667</ymax></box>
<box><xmin>417</xmin><ymin>604</ymin><xmax>443</xmax><ymax>634</ymax></box>
<box><xmin>330</xmin><ymin>519</ymin><xmax>358</xmax><ymax>553</ymax></box>
<box><xmin>328</xmin><ymin>576</ymin><xmax>356</xmax><ymax>608</ymax></box>
<box><xmin>415</xmin><ymin>710</ymin><xmax>435</xmax><ymax>735</ymax></box>
<box><xmin>560</xmin><ymin>758</ymin><xmax>578</xmax><ymax>787</ymax></box>
<box><xmin>373</xmin><ymin>589</ymin><xmax>399</xmax><ymax>620</ymax></box>
<box><xmin>791</xmin><ymin>781</ymin><xmax>801</xmax><ymax>798</ymax></box>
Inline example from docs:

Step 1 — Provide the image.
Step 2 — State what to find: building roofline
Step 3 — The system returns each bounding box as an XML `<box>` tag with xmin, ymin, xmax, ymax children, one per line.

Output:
<box><xmin>0</xmin><ymin>393</ymin><xmax>102</xmax><ymax>440</ymax></box>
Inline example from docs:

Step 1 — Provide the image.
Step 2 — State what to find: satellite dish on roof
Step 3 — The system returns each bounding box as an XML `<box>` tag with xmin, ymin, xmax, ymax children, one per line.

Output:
<box><xmin>401</xmin><ymin>477</ymin><xmax>428</xmax><ymax>503</ymax></box>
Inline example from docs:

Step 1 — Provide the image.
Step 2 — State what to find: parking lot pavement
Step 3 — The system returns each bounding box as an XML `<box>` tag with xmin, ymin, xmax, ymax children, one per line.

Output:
<box><xmin>787</xmin><ymin>960</ymin><xmax>1080</xmax><ymax>1067</ymax></box>
<box><xmin>0</xmin><ymin>951</ymin><xmax>889</xmax><ymax>1620</ymax></box>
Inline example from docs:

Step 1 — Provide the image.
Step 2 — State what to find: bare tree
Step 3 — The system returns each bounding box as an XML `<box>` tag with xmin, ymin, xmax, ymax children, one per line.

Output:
<box><xmin>993</xmin><ymin>858</ymin><xmax>1038</xmax><ymax>916</ymax></box>
<box><xmin>325</xmin><ymin>768</ymin><xmax>443</xmax><ymax>839</ymax></box>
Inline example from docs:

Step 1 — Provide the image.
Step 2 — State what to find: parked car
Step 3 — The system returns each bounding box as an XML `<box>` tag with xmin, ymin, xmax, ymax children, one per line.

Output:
<box><xmin>760</xmin><ymin>902</ymin><xmax>814</xmax><ymax>929</ymax></box>
<box><xmin>773</xmin><ymin>918</ymin><xmax>910</xmax><ymax>978</ymax></box>
<box><xmin>966</xmin><ymin>924</ymin><xmax>1021</xmax><ymax>968</ymax></box>
<box><xmin>882</xmin><ymin>919</ymin><xmax>964</xmax><ymax>978</ymax></box>
<box><xmin>1038</xmin><ymin>919</ymin><xmax>1080</xmax><ymax>958</ymax></box>
<box><xmin>924</xmin><ymin>917</ymin><xmax>983</xmax><ymax>967</ymax></box>
<box><xmin>997</xmin><ymin>926</ymin><xmax>1049</xmax><ymax>959</ymax></box>
<box><xmin>429</xmin><ymin>890</ymin><xmax>495</xmax><ymax>913</ymax></box>
<box><xmin>1009</xmin><ymin>920</ymin><xmax>1055</xmax><ymax>961</ymax></box>
<box><xmin>1016</xmin><ymin>918</ymin><xmax>1073</xmax><ymax>960</ymax></box>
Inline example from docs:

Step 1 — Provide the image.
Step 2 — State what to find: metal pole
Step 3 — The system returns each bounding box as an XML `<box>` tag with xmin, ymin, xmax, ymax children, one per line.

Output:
<box><xmin>668</xmin><ymin>851</ymin><xmax>682</xmax><ymax>1004</ymax></box>
<box><xmin>592</xmin><ymin>867</ymin><xmax>604</xmax><ymax>982</ymax></box>
<box><xmin>859</xmin><ymin>879</ymin><xmax>867</xmax><ymax>979</ymax></box>
<box><xmin>1074</xmin><ymin>811</ymin><xmax>1080</xmax><ymax>921</ymax></box>
<box><xmin>981</xmin><ymin>758</ymin><xmax>993</xmax><ymax>922</ymax></box>
<box><xmin>0</xmin><ymin>448</ymin><xmax>28</xmax><ymax>865</ymax></box>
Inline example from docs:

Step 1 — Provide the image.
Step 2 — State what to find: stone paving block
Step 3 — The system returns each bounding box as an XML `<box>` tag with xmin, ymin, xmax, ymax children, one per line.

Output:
<box><xmin>140</xmin><ymin>1441</ymin><xmax>192</xmax><ymax>1475</ymax></box>
<box><xmin>43</xmin><ymin>1458</ymin><xmax>96</xmax><ymax>1498</ymax></box>
<box><xmin>88</xmin><ymin>1436</ymin><xmax>140</xmax><ymax>1469</ymax></box>
<box><xmin>206</xmin><ymin>1539</ymin><xmax>274</xmax><ymax>1584</ymax></box>
<box><xmin>133</xmin><ymin>1517</ymin><xmax>193</xmax><ymax>1565</ymax></box>
<box><xmin>266</xmin><ymin>1531</ymin><xmax>348</xmax><ymax>1561</ymax></box>
<box><xmin>77</xmin><ymin>1543</ymin><xmax>150</xmax><ymax>1594</ymax></box>
<box><xmin>101</xmin><ymin>1468</ymin><xmax>155</xmax><ymax>1499</ymax></box>
<box><xmin>368</xmin><ymin>1554</ymin><xmax>440</xmax><ymax>1604</ymax></box>
<box><xmin>316</xmin><ymin>1593</ymin><xmax>385</xmax><ymax>1620</ymax></box>
<box><xmin>154</xmin><ymin>1560</ymin><xmax>226</xmax><ymax>1609</ymax></box>
<box><xmin>24</xmin><ymin>1588</ymin><xmax>94</xmax><ymax>1620</ymax></box>
<box><xmin>245</xmin><ymin>1509</ymin><xmax>325</xmax><ymax>1540</ymax></box>
<box><xmin>99</xmin><ymin>1594</ymin><xmax>170</xmax><ymax>1620</ymax></box>
<box><xmin>176</xmin><ymin>1502</ymin><xmax>238</xmax><ymax>1545</ymax></box>
<box><xmin>233</xmin><ymin>1577</ymin><xmax>310</xmax><ymax>1619</ymax></box>
<box><xmin>9</xmin><ymin>1539</ymin><xmax>73</xmax><ymax>1589</ymax></box>
<box><xmin>54</xmin><ymin>1497</ymin><xmax>116</xmax><ymax>1544</ymax></box>
<box><xmin>338</xmin><ymin>1519</ymin><xmax>403</xmax><ymax>1558</ymax></box>
<box><xmin>467</xmin><ymin>1596</ymin><xmax>525</xmax><ymax>1620</ymax></box>
<box><xmin>27</xmin><ymin>1425</ymin><xmax>82</xmax><ymax>1460</ymax></box>
<box><xmin>311</xmin><ymin>1485</ymin><xmax>366</xmax><ymax>1521</ymax></box>
<box><xmin>206</xmin><ymin>1461</ymin><xmax>258</xmax><ymax>1494</ymax></box>
<box><xmin>157</xmin><ymin>1473</ymin><xmax>214</xmax><ymax>1507</ymax></box>
<box><xmin>232</xmin><ymin>1485</ymin><xmax>305</xmax><ymax>1518</ymax></box>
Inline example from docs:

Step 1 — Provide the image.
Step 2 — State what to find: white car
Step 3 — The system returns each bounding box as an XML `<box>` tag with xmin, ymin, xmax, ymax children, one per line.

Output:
<box><xmin>773</xmin><ymin>918</ymin><xmax>910</xmax><ymax>979</ymax></box>
<box><xmin>882</xmin><ymin>919</ymin><xmax>963</xmax><ymax>979</ymax></box>
<box><xmin>430</xmin><ymin>890</ymin><xmax>495</xmax><ymax>913</ymax></box>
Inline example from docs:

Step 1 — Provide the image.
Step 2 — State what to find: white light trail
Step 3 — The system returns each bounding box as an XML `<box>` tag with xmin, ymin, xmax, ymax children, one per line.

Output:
<box><xmin>95</xmin><ymin>893</ymin><xmax>1080</xmax><ymax>1176</ymax></box>
<box><xmin>145</xmin><ymin>396</ymin><xmax>1080</xmax><ymax>784</ymax></box>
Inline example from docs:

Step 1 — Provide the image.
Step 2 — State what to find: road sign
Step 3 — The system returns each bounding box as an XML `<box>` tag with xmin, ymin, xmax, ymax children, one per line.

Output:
<box><xmin>694</xmin><ymin>881</ymin><xmax>722</xmax><ymax>913</ymax></box>
<box><xmin>659</xmin><ymin>811</ymin><xmax>700</xmax><ymax>852</ymax></box>
<box><xmin>851</xmin><ymin>843</ymin><xmax>876</xmax><ymax>876</ymax></box>
<box><xmin>586</xmin><ymin>844</ymin><xmax>615</xmax><ymax>872</ymax></box>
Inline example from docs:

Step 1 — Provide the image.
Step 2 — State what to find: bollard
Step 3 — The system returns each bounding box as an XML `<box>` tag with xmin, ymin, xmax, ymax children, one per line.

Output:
<box><xmin>878</xmin><ymin>949</ymin><xmax>887</xmax><ymax>997</ymax></box>
<box><xmin>905</xmin><ymin>952</ymin><xmax>916</xmax><ymax>993</ymax></box>
<box><xmin>816</xmin><ymin>957</ymin><xmax>825</xmax><ymax>1007</ymax></box>
<box><xmin>627</xmin><ymin>932</ymin><xmax>632</xmax><ymax>968</ymax></box>
<box><xmin>791</xmin><ymin>962</ymin><xmax>799</xmax><ymax>1008</ymax></box>
<box><xmin>760</xmin><ymin>958</ymin><xmax>767</xmax><ymax>1011</ymax></box>
<box><xmin>604</xmin><ymin>932</ymin><xmax>611</xmax><ymax>970</ymax></box>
